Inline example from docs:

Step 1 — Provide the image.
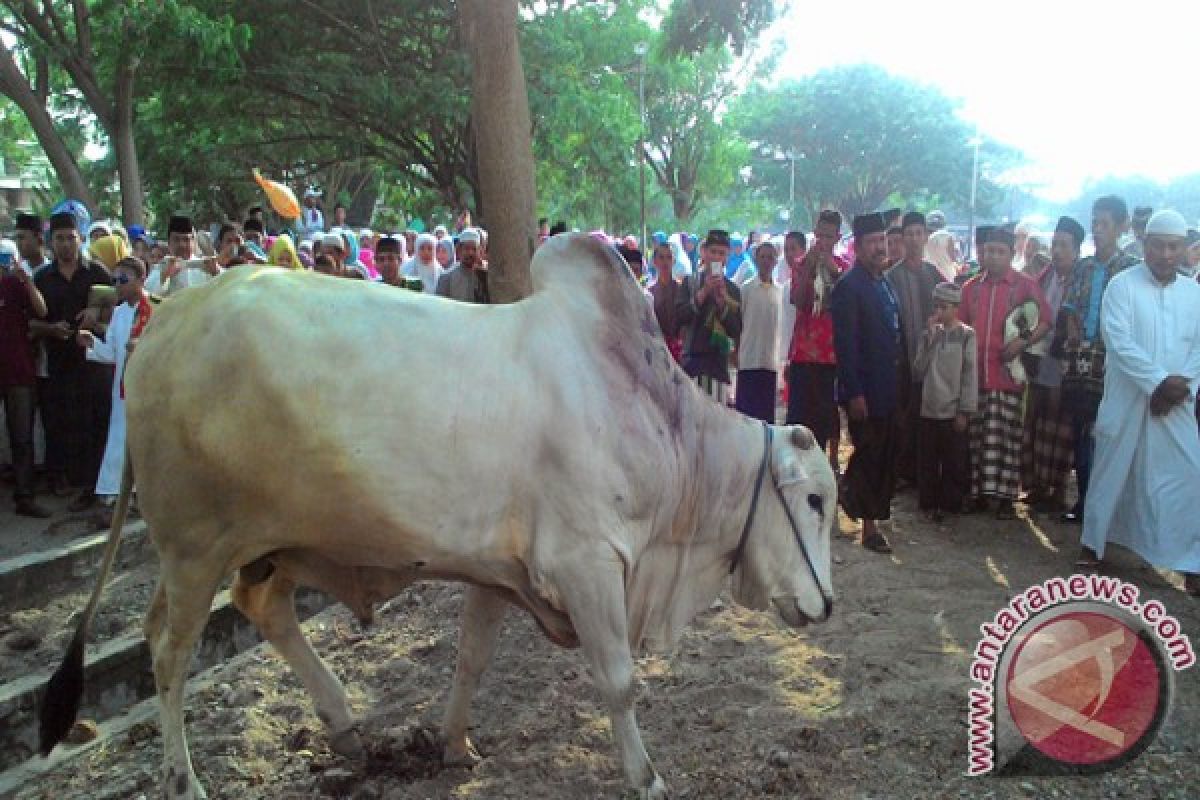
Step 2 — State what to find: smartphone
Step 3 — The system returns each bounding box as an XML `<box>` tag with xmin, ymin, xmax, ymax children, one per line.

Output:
<box><xmin>707</xmin><ymin>261</ymin><xmax>722</xmax><ymax>277</ymax></box>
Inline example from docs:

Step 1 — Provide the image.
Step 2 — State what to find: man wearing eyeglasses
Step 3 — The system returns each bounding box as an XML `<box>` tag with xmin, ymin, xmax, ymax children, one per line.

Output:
<box><xmin>77</xmin><ymin>256</ymin><xmax>153</xmax><ymax>528</ymax></box>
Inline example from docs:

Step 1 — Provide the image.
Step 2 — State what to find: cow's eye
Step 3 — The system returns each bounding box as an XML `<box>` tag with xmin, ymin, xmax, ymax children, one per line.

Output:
<box><xmin>807</xmin><ymin>494</ymin><xmax>823</xmax><ymax>515</ymax></box>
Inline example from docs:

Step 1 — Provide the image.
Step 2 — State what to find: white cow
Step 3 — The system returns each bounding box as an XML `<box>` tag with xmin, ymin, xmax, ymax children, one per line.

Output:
<box><xmin>40</xmin><ymin>234</ymin><xmax>835</xmax><ymax>799</ymax></box>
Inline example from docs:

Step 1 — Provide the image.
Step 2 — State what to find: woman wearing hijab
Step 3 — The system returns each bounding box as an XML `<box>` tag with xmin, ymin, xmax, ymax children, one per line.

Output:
<box><xmin>925</xmin><ymin>229</ymin><xmax>961</xmax><ymax>283</ymax></box>
<box><xmin>89</xmin><ymin>234</ymin><xmax>129</xmax><ymax>272</ymax></box>
<box><xmin>435</xmin><ymin>237</ymin><xmax>456</xmax><ymax>271</ymax></box>
<box><xmin>666</xmin><ymin>232</ymin><xmax>692</xmax><ymax>278</ymax></box>
<box><xmin>402</xmin><ymin>232</ymin><xmax>443</xmax><ymax>295</ymax></box>
<box><xmin>268</xmin><ymin>235</ymin><xmax>301</xmax><ymax>269</ymax></box>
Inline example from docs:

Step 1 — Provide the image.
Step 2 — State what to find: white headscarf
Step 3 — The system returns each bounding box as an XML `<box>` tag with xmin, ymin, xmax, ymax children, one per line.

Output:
<box><xmin>402</xmin><ymin>232</ymin><xmax>442</xmax><ymax>295</ymax></box>
<box><xmin>435</xmin><ymin>237</ymin><xmax>457</xmax><ymax>271</ymax></box>
<box><xmin>925</xmin><ymin>229</ymin><xmax>960</xmax><ymax>283</ymax></box>
<box><xmin>667</xmin><ymin>232</ymin><xmax>692</xmax><ymax>278</ymax></box>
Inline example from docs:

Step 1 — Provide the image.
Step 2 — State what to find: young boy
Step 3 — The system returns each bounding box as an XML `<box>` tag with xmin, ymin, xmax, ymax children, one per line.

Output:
<box><xmin>912</xmin><ymin>282</ymin><xmax>978</xmax><ymax>522</ymax></box>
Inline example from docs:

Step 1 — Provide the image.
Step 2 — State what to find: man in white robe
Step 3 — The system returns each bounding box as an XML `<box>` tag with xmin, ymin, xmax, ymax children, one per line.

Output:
<box><xmin>1082</xmin><ymin>210</ymin><xmax>1200</xmax><ymax>595</ymax></box>
<box><xmin>76</xmin><ymin>257</ymin><xmax>152</xmax><ymax>526</ymax></box>
<box><xmin>145</xmin><ymin>215</ymin><xmax>220</xmax><ymax>296</ymax></box>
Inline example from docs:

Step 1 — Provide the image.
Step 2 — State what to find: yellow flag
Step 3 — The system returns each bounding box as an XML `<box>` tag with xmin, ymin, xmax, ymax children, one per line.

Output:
<box><xmin>252</xmin><ymin>169</ymin><xmax>301</xmax><ymax>220</ymax></box>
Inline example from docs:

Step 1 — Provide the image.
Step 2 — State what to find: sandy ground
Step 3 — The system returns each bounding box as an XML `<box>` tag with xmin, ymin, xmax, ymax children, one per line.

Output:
<box><xmin>11</xmin><ymin>484</ymin><xmax>1198</xmax><ymax>800</ymax></box>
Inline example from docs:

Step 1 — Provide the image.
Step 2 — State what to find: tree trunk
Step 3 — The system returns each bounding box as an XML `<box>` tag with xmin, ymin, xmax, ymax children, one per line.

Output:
<box><xmin>0</xmin><ymin>47</ymin><xmax>95</xmax><ymax>208</ymax></box>
<box><xmin>112</xmin><ymin>59</ymin><xmax>145</xmax><ymax>225</ymax></box>
<box><xmin>460</xmin><ymin>0</ymin><xmax>536</xmax><ymax>303</ymax></box>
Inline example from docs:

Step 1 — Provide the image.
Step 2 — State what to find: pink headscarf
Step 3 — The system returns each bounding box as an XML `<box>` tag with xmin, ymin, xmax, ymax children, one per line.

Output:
<box><xmin>359</xmin><ymin>247</ymin><xmax>377</xmax><ymax>278</ymax></box>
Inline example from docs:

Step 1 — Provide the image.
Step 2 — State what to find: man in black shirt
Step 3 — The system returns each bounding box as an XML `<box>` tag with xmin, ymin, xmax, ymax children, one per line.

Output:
<box><xmin>30</xmin><ymin>211</ymin><xmax>113</xmax><ymax>511</ymax></box>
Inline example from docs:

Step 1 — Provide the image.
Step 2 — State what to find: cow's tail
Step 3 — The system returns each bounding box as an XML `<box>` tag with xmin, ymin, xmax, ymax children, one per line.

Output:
<box><xmin>38</xmin><ymin>448</ymin><xmax>135</xmax><ymax>756</ymax></box>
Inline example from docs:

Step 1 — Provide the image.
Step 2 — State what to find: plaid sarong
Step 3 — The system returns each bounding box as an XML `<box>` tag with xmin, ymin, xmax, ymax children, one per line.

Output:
<box><xmin>971</xmin><ymin>390</ymin><xmax>1023</xmax><ymax>500</ymax></box>
<box><xmin>1021</xmin><ymin>384</ymin><xmax>1074</xmax><ymax>492</ymax></box>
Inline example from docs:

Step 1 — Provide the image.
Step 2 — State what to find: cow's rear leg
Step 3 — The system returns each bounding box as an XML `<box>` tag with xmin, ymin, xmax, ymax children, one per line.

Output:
<box><xmin>144</xmin><ymin>557</ymin><xmax>224</xmax><ymax>800</ymax></box>
<box><xmin>442</xmin><ymin>585</ymin><xmax>508</xmax><ymax>766</ymax></box>
<box><xmin>231</xmin><ymin>567</ymin><xmax>363</xmax><ymax>758</ymax></box>
<box><xmin>562</xmin><ymin>565</ymin><xmax>667</xmax><ymax>799</ymax></box>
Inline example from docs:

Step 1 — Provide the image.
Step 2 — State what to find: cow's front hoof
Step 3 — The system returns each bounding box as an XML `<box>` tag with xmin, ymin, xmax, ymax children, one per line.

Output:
<box><xmin>640</xmin><ymin>774</ymin><xmax>669</xmax><ymax>799</ymax></box>
<box><xmin>443</xmin><ymin>737</ymin><xmax>482</xmax><ymax>768</ymax></box>
<box><xmin>163</xmin><ymin>764</ymin><xmax>208</xmax><ymax>799</ymax></box>
<box><xmin>329</xmin><ymin>727</ymin><xmax>365</xmax><ymax>760</ymax></box>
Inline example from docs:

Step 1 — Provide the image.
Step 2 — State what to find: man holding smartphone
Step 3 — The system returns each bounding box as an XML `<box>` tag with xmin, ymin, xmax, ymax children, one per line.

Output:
<box><xmin>674</xmin><ymin>229</ymin><xmax>743</xmax><ymax>404</ymax></box>
<box><xmin>0</xmin><ymin>236</ymin><xmax>51</xmax><ymax>516</ymax></box>
<box><xmin>146</xmin><ymin>215</ymin><xmax>220</xmax><ymax>296</ymax></box>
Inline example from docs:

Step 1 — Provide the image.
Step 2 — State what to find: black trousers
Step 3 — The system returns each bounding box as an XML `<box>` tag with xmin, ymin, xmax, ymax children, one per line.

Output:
<box><xmin>895</xmin><ymin>380</ymin><xmax>922</xmax><ymax>483</ymax></box>
<box><xmin>3</xmin><ymin>384</ymin><xmax>37</xmax><ymax>499</ymax></box>
<box><xmin>841</xmin><ymin>414</ymin><xmax>899</xmax><ymax>521</ymax></box>
<box><xmin>917</xmin><ymin>417</ymin><xmax>970</xmax><ymax>513</ymax></box>
<box><xmin>786</xmin><ymin>363</ymin><xmax>838</xmax><ymax>449</ymax></box>
<box><xmin>40</xmin><ymin>364</ymin><xmax>111</xmax><ymax>489</ymax></box>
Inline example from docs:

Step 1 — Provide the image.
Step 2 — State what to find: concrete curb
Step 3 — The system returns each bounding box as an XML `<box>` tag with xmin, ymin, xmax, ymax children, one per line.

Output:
<box><xmin>0</xmin><ymin>586</ymin><xmax>330</xmax><ymax>777</ymax></box>
<box><xmin>0</xmin><ymin>522</ymin><xmax>148</xmax><ymax>610</ymax></box>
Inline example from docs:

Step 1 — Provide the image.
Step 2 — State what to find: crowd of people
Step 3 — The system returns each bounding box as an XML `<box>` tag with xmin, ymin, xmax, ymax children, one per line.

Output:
<box><xmin>631</xmin><ymin>200</ymin><xmax>1199</xmax><ymax>597</ymax></box>
<box><xmin>0</xmin><ymin>192</ymin><xmax>1196</xmax><ymax>598</ymax></box>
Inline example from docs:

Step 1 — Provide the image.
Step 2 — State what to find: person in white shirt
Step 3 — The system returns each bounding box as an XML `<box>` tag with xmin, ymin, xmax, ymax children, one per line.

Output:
<box><xmin>144</xmin><ymin>216</ymin><xmax>220</xmax><ymax>296</ymax></box>
<box><xmin>76</xmin><ymin>256</ymin><xmax>153</xmax><ymax>527</ymax></box>
<box><xmin>299</xmin><ymin>189</ymin><xmax>325</xmax><ymax>237</ymax></box>
<box><xmin>734</xmin><ymin>240</ymin><xmax>784</xmax><ymax>424</ymax></box>
<box><xmin>1080</xmin><ymin>210</ymin><xmax>1200</xmax><ymax>596</ymax></box>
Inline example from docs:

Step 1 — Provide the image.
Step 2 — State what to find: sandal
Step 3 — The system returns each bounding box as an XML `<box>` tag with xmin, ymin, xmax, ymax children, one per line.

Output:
<box><xmin>862</xmin><ymin>531</ymin><xmax>893</xmax><ymax>554</ymax></box>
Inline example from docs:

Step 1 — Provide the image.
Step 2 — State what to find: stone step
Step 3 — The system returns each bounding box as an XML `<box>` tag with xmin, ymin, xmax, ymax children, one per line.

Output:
<box><xmin>0</xmin><ymin>586</ymin><xmax>330</xmax><ymax>776</ymax></box>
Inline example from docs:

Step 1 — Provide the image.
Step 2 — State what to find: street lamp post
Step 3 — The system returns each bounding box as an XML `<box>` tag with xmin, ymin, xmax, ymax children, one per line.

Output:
<box><xmin>788</xmin><ymin>151</ymin><xmax>796</xmax><ymax>227</ymax></box>
<box><xmin>635</xmin><ymin>42</ymin><xmax>648</xmax><ymax>250</ymax></box>
<box><xmin>967</xmin><ymin>132</ymin><xmax>982</xmax><ymax>261</ymax></box>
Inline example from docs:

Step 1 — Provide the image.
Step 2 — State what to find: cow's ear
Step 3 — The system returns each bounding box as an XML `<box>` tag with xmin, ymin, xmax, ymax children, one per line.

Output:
<box><xmin>775</xmin><ymin>452</ymin><xmax>809</xmax><ymax>487</ymax></box>
<box><xmin>790</xmin><ymin>426</ymin><xmax>815</xmax><ymax>451</ymax></box>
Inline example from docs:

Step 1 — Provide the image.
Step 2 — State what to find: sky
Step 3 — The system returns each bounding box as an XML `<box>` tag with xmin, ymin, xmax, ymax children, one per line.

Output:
<box><xmin>763</xmin><ymin>1</ymin><xmax>1197</xmax><ymax>202</ymax></box>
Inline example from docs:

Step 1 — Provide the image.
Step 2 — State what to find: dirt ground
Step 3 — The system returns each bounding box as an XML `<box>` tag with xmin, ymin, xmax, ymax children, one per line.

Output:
<box><xmin>13</xmin><ymin>484</ymin><xmax>1199</xmax><ymax>800</ymax></box>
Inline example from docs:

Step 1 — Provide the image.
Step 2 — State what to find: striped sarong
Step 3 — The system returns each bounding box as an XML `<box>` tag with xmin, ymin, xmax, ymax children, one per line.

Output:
<box><xmin>1021</xmin><ymin>384</ymin><xmax>1074</xmax><ymax>493</ymax></box>
<box><xmin>970</xmin><ymin>390</ymin><xmax>1023</xmax><ymax>500</ymax></box>
<box><xmin>695</xmin><ymin>374</ymin><xmax>729</xmax><ymax>405</ymax></box>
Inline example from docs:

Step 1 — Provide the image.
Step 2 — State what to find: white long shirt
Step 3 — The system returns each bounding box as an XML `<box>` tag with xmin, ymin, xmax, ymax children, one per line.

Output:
<box><xmin>1083</xmin><ymin>264</ymin><xmax>1200</xmax><ymax>572</ymax></box>
<box><xmin>737</xmin><ymin>277</ymin><xmax>783</xmax><ymax>372</ymax></box>
<box><xmin>86</xmin><ymin>300</ymin><xmax>137</xmax><ymax>496</ymax></box>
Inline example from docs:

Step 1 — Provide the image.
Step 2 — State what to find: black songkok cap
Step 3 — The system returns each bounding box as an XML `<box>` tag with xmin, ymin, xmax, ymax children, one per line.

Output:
<box><xmin>974</xmin><ymin>225</ymin><xmax>995</xmax><ymax>252</ymax></box>
<box><xmin>704</xmin><ymin>229</ymin><xmax>731</xmax><ymax>248</ymax></box>
<box><xmin>617</xmin><ymin>244</ymin><xmax>644</xmax><ymax>267</ymax></box>
<box><xmin>15</xmin><ymin>212</ymin><xmax>42</xmax><ymax>234</ymax></box>
<box><xmin>851</xmin><ymin>212</ymin><xmax>888</xmax><ymax>239</ymax></box>
<box><xmin>243</xmin><ymin>218</ymin><xmax>264</xmax><ymax>234</ymax></box>
<box><xmin>167</xmin><ymin>215</ymin><xmax>194</xmax><ymax>235</ymax></box>
<box><xmin>901</xmin><ymin>211</ymin><xmax>926</xmax><ymax>230</ymax></box>
<box><xmin>988</xmin><ymin>226</ymin><xmax>1016</xmax><ymax>250</ymax></box>
<box><xmin>49</xmin><ymin>211</ymin><xmax>78</xmax><ymax>232</ymax></box>
<box><xmin>1054</xmin><ymin>216</ymin><xmax>1086</xmax><ymax>248</ymax></box>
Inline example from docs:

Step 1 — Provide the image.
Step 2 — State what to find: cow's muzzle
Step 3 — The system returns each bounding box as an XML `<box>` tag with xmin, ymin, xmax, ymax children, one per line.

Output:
<box><xmin>772</xmin><ymin>593</ymin><xmax>834</xmax><ymax>628</ymax></box>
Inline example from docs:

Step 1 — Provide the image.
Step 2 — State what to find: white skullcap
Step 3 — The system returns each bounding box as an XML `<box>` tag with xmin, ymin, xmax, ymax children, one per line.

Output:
<box><xmin>88</xmin><ymin>221</ymin><xmax>112</xmax><ymax>237</ymax></box>
<box><xmin>458</xmin><ymin>227</ymin><xmax>481</xmax><ymax>244</ymax></box>
<box><xmin>1145</xmin><ymin>210</ymin><xmax>1188</xmax><ymax>238</ymax></box>
<box><xmin>321</xmin><ymin>232</ymin><xmax>345</xmax><ymax>250</ymax></box>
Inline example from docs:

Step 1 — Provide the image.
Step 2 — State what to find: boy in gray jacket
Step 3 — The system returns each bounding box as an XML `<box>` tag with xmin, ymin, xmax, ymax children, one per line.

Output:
<box><xmin>913</xmin><ymin>282</ymin><xmax>978</xmax><ymax>521</ymax></box>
